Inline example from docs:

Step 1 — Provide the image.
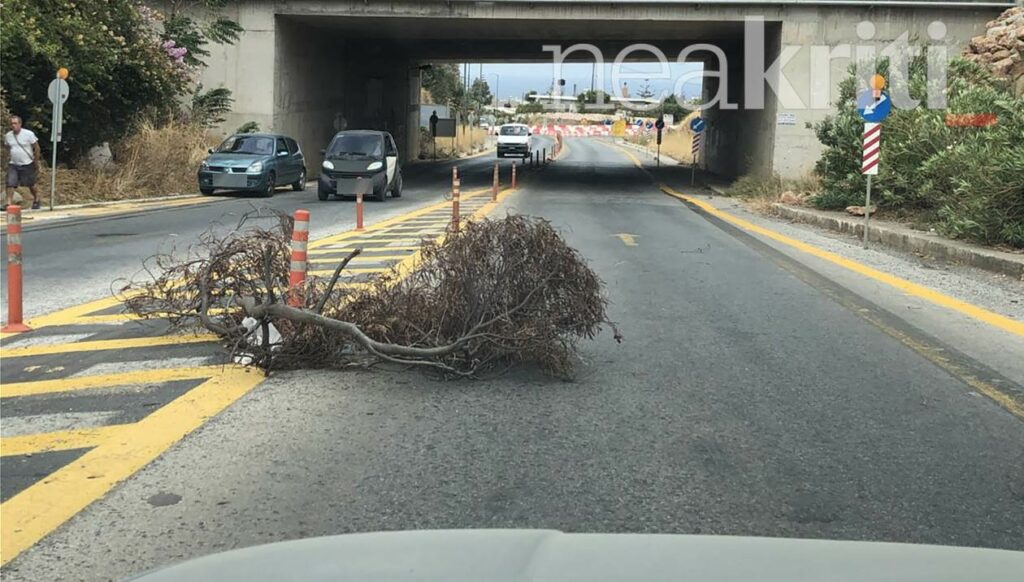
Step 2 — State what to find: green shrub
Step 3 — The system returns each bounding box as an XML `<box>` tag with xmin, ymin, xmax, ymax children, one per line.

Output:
<box><xmin>814</xmin><ymin>57</ymin><xmax>1024</xmax><ymax>248</ymax></box>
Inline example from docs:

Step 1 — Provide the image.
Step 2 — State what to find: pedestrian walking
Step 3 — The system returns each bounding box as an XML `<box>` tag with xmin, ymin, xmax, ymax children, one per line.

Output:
<box><xmin>5</xmin><ymin>115</ymin><xmax>42</xmax><ymax>210</ymax></box>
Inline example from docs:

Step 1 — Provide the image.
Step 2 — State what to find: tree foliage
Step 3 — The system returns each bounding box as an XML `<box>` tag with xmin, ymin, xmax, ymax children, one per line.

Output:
<box><xmin>190</xmin><ymin>85</ymin><xmax>233</xmax><ymax>128</ymax></box>
<box><xmin>0</xmin><ymin>0</ymin><xmax>187</xmax><ymax>159</ymax></box>
<box><xmin>814</xmin><ymin>56</ymin><xmax>1024</xmax><ymax>248</ymax></box>
<box><xmin>0</xmin><ymin>0</ymin><xmax>243</xmax><ymax>161</ymax></box>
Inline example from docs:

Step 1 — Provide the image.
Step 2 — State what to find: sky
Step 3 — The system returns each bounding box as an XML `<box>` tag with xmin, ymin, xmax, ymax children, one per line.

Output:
<box><xmin>460</xmin><ymin>62</ymin><xmax>704</xmax><ymax>102</ymax></box>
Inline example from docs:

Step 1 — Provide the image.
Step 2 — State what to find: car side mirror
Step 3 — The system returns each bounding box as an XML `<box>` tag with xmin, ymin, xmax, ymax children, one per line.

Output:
<box><xmin>207</xmin><ymin>148</ymin><xmax>214</xmax><ymax>154</ymax></box>
<box><xmin>277</xmin><ymin>151</ymin><xmax>288</xmax><ymax>157</ymax></box>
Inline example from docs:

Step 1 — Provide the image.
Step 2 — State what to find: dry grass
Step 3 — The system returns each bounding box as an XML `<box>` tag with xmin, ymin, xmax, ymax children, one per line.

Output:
<box><xmin>23</xmin><ymin>122</ymin><xmax>217</xmax><ymax>206</ymax></box>
<box><xmin>728</xmin><ymin>174</ymin><xmax>822</xmax><ymax>215</ymax></box>
<box><xmin>624</xmin><ymin>111</ymin><xmax>701</xmax><ymax>163</ymax></box>
<box><xmin>423</xmin><ymin>125</ymin><xmax>492</xmax><ymax>159</ymax></box>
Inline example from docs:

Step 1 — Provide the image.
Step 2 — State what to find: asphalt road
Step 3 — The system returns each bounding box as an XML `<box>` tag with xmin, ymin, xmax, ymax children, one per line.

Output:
<box><xmin>0</xmin><ymin>142</ymin><xmax>553</xmax><ymax>321</ymax></box>
<box><xmin>3</xmin><ymin>137</ymin><xmax>1023</xmax><ymax>580</ymax></box>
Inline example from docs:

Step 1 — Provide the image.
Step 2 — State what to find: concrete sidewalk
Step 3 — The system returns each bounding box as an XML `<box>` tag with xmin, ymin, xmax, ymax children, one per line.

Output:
<box><xmin>0</xmin><ymin>193</ymin><xmax>221</xmax><ymax>232</ymax></box>
<box><xmin>705</xmin><ymin>184</ymin><xmax>1024</xmax><ymax>281</ymax></box>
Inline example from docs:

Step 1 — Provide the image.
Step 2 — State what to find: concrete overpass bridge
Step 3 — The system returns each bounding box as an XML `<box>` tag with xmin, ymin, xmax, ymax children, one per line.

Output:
<box><xmin>184</xmin><ymin>0</ymin><xmax>1012</xmax><ymax>179</ymax></box>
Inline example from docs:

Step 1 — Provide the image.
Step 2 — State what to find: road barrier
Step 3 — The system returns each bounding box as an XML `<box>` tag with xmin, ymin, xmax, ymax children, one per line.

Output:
<box><xmin>511</xmin><ymin>161</ymin><xmax>517</xmax><ymax>189</ymax></box>
<box><xmin>2</xmin><ymin>205</ymin><xmax>31</xmax><ymax>332</ymax></box>
<box><xmin>451</xmin><ymin>167</ymin><xmax>461</xmax><ymax>232</ymax></box>
<box><xmin>543</xmin><ymin>148</ymin><xmax>548</xmax><ymax>165</ymax></box>
<box><xmin>492</xmin><ymin>162</ymin><xmax>499</xmax><ymax>201</ymax></box>
<box><xmin>288</xmin><ymin>209</ymin><xmax>309</xmax><ymax>307</ymax></box>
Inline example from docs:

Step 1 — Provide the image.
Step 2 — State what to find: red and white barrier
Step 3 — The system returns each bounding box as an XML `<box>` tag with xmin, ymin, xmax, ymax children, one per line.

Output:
<box><xmin>288</xmin><ymin>209</ymin><xmax>309</xmax><ymax>307</ymax></box>
<box><xmin>2</xmin><ymin>205</ymin><xmax>31</xmax><ymax>332</ymax></box>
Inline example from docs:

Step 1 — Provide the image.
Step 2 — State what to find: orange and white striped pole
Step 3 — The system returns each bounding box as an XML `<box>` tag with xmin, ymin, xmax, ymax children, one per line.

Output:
<box><xmin>492</xmin><ymin>162</ymin><xmax>499</xmax><ymax>201</ymax></box>
<box><xmin>2</xmin><ymin>205</ymin><xmax>31</xmax><ymax>332</ymax></box>
<box><xmin>288</xmin><ymin>209</ymin><xmax>309</xmax><ymax>307</ymax></box>
<box><xmin>451</xmin><ymin>166</ymin><xmax>461</xmax><ymax>231</ymax></box>
<box><xmin>511</xmin><ymin>161</ymin><xmax>517</xmax><ymax>189</ymax></box>
<box><xmin>355</xmin><ymin>179</ymin><xmax>365</xmax><ymax>232</ymax></box>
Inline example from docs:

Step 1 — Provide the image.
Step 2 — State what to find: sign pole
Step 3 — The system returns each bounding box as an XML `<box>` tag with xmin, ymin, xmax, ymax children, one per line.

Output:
<box><xmin>49</xmin><ymin>73</ymin><xmax>60</xmax><ymax>211</ymax></box>
<box><xmin>863</xmin><ymin>174</ymin><xmax>872</xmax><ymax>249</ymax></box>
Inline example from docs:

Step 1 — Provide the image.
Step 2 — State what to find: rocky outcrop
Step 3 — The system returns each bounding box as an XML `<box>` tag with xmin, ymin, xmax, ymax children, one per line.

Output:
<box><xmin>963</xmin><ymin>7</ymin><xmax>1024</xmax><ymax>96</ymax></box>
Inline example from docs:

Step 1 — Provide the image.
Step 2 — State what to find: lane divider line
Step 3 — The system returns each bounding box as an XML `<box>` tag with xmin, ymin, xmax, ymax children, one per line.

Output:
<box><xmin>1</xmin><ymin>425</ymin><xmax>127</xmax><ymax>457</ymax></box>
<box><xmin>1</xmin><ymin>366</ymin><xmax>226</xmax><ymax>398</ymax></box>
<box><xmin>2</xmin><ymin>334</ymin><xmax>219</xmax><ymax>358</ymax></box>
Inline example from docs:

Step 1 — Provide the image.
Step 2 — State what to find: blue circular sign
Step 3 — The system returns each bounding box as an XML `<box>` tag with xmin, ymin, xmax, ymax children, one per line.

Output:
<box><xmin>634</xmin><ymin>119</ymin><xmax>643</xmax><ymax>127</ymax></box>
<box><xmin>857</xmin><ymin>90</ymin><xmax>891</xmax><ymax>123</ymax></box>
<box><xmin>603</xmin><ymin>119</ymin><xmax>612</xmax><ymax>126</ymax></box>
<box><xmin>645</xmin><ymin>121</ymin><xmax>654</xmax><ymax>130</ymax></box>
<box><xmin>690</xmin><ymin>117</ymin><xmax>706</xmax><ymax>133</ymax></box>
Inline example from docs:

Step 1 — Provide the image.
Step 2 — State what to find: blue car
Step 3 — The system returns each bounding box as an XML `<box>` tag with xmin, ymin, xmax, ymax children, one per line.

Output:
<box><xmin>198</xmin><ymin>133</ymin><xmax>306</xmax><ymax>197</ymax></box>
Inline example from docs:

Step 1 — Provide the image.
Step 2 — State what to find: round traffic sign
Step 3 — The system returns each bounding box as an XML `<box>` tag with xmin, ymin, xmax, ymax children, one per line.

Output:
<box><xmin>689</xmin><ymin>117</ymin><xmax>706</xmax><ymax>133</ymax></box>
<box><xmin>47</xmin><ymin>78</ymin><xmax>70</xmax><ymax>104</ymax></box>
<box><xmin>634</xmin><ymin>119</ymin><xmax>643</xmax><ymax>127</ymax></box>
<box><xmin>645</xmin><ymin>121</ymin><xmax>654</xmax><ymax>130</ymax></box>
<box><xmin>604</xmin><ymin>119</ymin><xmax>612</xmax><ymax>126</ymax></box>
<box><xmin>655</xmin><ymin>118</ymin><xmax>665</xmax><ymax>130</ymax></box>
<box><xmin>857</xmin><ymin>90</ymin><xmax>891</xmax><ymax>123</ymax></box>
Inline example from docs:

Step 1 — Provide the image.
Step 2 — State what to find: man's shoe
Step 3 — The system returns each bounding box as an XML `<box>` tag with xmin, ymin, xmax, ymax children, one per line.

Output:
<box><xmin>31</xmin><ymin>201</ymin><xmax>41</xmax><ymax>210</ymax></box>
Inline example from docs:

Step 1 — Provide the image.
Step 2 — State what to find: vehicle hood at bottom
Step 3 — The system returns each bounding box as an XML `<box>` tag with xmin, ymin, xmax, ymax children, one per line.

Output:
<box><xmin>128</xmin><ymin>530</ymin><xmax>1023</xmax><ymax>582</ymax></box>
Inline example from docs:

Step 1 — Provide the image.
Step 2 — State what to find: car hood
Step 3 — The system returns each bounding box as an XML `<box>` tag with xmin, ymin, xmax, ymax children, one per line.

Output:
<box><xmin>325</xmin><ymin>157</ymin><xmax>382</xmax><ymax>173</ymax></box>
<box><xmin>128</xmin><ymin>530</ymin><xmax>1024</xmax><ymax>582</ymax></box>
<box><xmin>204</xmin><ymin>153</ymin><xmax>270</xmax><ymax>168</ymax></box>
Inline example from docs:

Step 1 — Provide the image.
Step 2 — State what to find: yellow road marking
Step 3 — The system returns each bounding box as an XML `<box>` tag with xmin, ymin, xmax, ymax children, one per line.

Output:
<box><xmin>308</xmin><ymin>247</ymin><xmax>420</xmax><ymax>255</ymax></box>
<box><xmin>604</xmin><ymin>139</ymin><xmax>1024</xmax><ymax>339</ymax></box>
<box><xmin>1</xmin><ymin>426</ymin><xmax>125</xmax><ymax>457</ymax></box>
<box><xmin>0</xmin><ymin>367</ymin><xmax>264</xmax><ymax>565</ymax></box>
<box><xmin>2</xmin><ymin>334</ymin><xmax>218</xmax><ymax>358</ymax></box>
<box><xmin>614</xmin><ymin>233</ymin><xmax>639</xmax><ymax>247</ymax></box>
<box><xmin>2</xmin><ymin>366</ymin><xmax>224</xmax><ymax>398</ymax></box>
<box><xmin>661</xmin><ymin>186</ymin><xmax>1024</xmax><ymax>339</ymax></box>
<box><xmin>308</xmin><ymin>268</ymin><xmax>386</xmax><ymax>277</ymax></box>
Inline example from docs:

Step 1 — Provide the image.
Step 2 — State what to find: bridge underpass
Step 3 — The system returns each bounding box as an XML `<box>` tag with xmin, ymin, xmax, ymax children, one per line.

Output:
<box><xmin>199</xmin><ymin>0</ymin><xmax>1001</xmax><ymax>180</ymax></box>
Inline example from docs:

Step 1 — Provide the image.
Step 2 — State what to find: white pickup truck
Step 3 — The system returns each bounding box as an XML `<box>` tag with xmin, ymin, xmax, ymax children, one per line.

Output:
<box><xmin>496</xmin><ymin>123</ymin><xmax>532</xmax><ymax>159</ymax></box>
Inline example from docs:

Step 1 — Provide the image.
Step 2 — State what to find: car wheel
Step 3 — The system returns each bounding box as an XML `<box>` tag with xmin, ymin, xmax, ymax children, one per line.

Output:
<box><xmin>372</xmin><ymin>179</ymin><xmax>387</xmax><ymax>202</ymax></box>
<box><xmin>292</xmin><ymin>169</ymin><xmax>306</xmax><ymax>192</ymax></box>
<box><xmin>200</xmin><ymin>187</ymin><xmax>214</xmax><ymax>196</ymax></box>
<box><xmin>260</xmin><ymin>172</ymin><xmax>275</xmax><ymax>198</ymax></box>
<box><xmin>391</xmin><ymin>172</ymin><xmax>403</xmax><ymax>198</ymax></box>
<box><xmin>317</xmin><ymin>185</ymin><xmax>330</xmax><ymax>201</ymax></box>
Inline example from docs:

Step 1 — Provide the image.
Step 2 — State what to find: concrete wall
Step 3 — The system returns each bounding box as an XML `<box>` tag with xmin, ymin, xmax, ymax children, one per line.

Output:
<box><xmin>273</xmin><ymin>18</ymin><xmax>347</xmax><ymax>173</ymax></box>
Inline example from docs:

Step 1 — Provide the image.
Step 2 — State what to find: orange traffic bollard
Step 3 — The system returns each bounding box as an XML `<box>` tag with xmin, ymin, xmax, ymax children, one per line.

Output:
<box><xmin>2</xmin><ymin>205</ymin><xmax>31</xmax><ymax>332</ymax></box>
<box><xmin>492</xmin><ymin>162</ymin><xmax>499</xmax><ymax>201</ymax></box>
<box><xmin>511</xmin><ymin>161</ymin><xmax>517</xmax><ymax>189</ymax></box>
<box><xmin>451</xmin><ymin>166</ymin><xmax>461</xmax><ymax>232</ymax></box>
<box><xmin>288</xmin><ymin>209</ymin><xmax>309</xmax><ymax>307</ymax></box>
<box><xmin>355</xmin><ymin>179</ymin><xmax>365</xmax><ymax>232</ymax></box>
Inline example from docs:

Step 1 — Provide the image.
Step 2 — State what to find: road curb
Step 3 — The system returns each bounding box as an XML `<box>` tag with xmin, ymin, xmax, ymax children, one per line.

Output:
<box><xmin>768</xmin><ymin>203</ymin><xmax>1024</xmax><ymax>281</ymax></box>
<box><xmin>614</xmin><ymin>138</ymin><xmax>683</xmax><ymax>165</ymax></box>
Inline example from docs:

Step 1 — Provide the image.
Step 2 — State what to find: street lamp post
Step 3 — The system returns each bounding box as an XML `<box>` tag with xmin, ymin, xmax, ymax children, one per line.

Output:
<box><xmin>487</xmin><ymin>72</ymin><xmax>501</xmax><ymax>106</ymax></box>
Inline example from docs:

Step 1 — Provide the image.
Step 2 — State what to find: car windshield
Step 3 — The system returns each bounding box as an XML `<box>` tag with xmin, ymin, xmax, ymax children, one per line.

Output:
<box><xmin>215</xmin><ymin>135</ymin><xmax>274</xmax><ymax>155</ymax></box>
<box><xmin>327</xmin><ymin>134</ymin><xmax>383</xmax><ymax>158</ymax></box>
<box><xmin>500</xmin><ymin>125</ymin><xmax>529</xmax><ymax>136</ymax></box>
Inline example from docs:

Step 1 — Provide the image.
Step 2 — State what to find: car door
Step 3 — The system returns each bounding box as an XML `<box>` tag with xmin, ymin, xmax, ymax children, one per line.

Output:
<box><xmin>286</xmin><ymin>138</ymin><xmax>304</xmax><ymax>180</ymax></box>
<box><xmin>274</xmin><ymin>137</ymin><xmax>293</xmax><ymax>184</ymax></box>
<box><xmin>383</xmin><ymin>134</ymin><xmax>398</xmax><ymax>186</ymax></box>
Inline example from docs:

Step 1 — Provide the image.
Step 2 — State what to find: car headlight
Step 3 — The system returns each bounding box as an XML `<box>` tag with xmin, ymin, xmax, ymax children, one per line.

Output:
<box><xmin>322</xmin><ymin>160</ymin><xmax>335</xmax><ymax>171</ymax></box>
<box><xmin>200</xmin><ymin>160</ymin><xmax>209</xmax><ymax>170</ymax></box>
<box><xmin>246</xmin><ymin>161</ymin><xmax>263</xmax><ymax>174</ymax></box>
<box><xmin>366</xmin><ymin>161</ymin><xmax>383</xmax><ymax>172</ymax></box>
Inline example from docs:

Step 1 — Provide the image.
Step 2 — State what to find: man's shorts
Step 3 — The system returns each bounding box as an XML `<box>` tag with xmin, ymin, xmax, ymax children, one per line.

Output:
<box><xmin>6</xmin><ymin>163</ymin><xmax>38</xmax><ymax>188</ymax></box>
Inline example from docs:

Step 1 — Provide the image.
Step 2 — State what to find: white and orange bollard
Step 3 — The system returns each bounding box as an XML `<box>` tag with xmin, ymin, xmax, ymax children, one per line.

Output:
<box><xmin>492</xmin><ymin>162</ymin><xmax>499</xmax><ymax>201</ymax></box>
<box><xmin>288</xmin><ymin>209</ymin><xmax>309</xmax><ymax>307</ymax></box>
<box><xmin>2</xmin><ymin>205</ymin><xmax>31</xmax><ymax>332</ymax></box>
<box><xmin>451</xmin><ymin>166</ymin><xmax>461</xmax><ymax>232</ymax></box>
<box><xmin>511</xmin><ymin>161</ymin><xmax>517</xmax><ymax>189</ymax></box>
<box><xmin>355</xmin><ymin>179</ymin><xmax>365</xmax><ymax>232</ymax></box>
